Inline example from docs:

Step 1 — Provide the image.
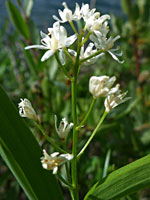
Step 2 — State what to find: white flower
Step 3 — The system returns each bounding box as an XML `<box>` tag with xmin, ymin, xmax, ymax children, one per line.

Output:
<box><xmin>104</xmin><ymin>88</ymin><xmax>130</xmax><ymax>113</ymax></box>
<box><xmin>18</xmin><ymin>98</ymin><xmax>38</xmax><ymax>121</ymax></box>
<box><xmin>81</xmin><ymin>3</ymin><xmax>96</xmax><ymax>21</ymax></box>
<box><xmin>89</xmin><ymin>76</ymin><xmax>116</xmax><ymax>98</ymax></box>
<box><xmin>25</xmin><ymin>22</ymin><xmax>77</xmax><ymax>63</ymax></box>
<box><xmin>80</xmin><ymin>3</ymin><xmax>110</xmax><ymax>32</ymax></box>
<box><xmin>90</xmin><ymin>22</ymin><xmax>124</xmax><ymax>63</ymax></box>
<box><xmin>54</xmin><ymin>115</ymin><xmax>73</xmax><ymax>140</ymax></box>
<box><xmin>86</xmin><ymin>13</ymin><xmax>110</xmax><ymax>32</ymax></box>
<box><xmin>53</xmin><ymin>2</ymin><xmax>81</xmax><ymax>23</ymax></box>
<box><xmin>41</xmin><ymin>150</ymin><xmax>73</xmax><ymax>174</ymax></box>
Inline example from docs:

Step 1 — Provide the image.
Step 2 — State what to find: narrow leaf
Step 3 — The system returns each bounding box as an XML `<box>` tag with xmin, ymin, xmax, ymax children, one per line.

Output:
<box><xmin>0</xmin><ymin>86</ymin><xmax>64</xmax><ymax>200</ymax></box>
<box><xmin>6</xmin><ymin>0</ymin><xmax>30</xmax><ymax>39</ymax></box>
<box><xmin>88</xmin><ymin>155</ymin><xmax>150</xmax><ymax>200</ymax></box>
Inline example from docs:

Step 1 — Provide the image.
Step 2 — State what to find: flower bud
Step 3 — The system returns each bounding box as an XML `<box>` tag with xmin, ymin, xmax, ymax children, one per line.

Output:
<box><xmin>18</xmin><ymin>98</ymin><xmax>38</xmax><ymax>121</ymax></box>
<box><xmin>54</xmin><ymin>115</ymin><xmax>73</xmax><ymax>140</ymax></box>
<box><xmin>89</xmin><ymin>76</ymin><xmax>116</xmax><ymax>98</ymax></box>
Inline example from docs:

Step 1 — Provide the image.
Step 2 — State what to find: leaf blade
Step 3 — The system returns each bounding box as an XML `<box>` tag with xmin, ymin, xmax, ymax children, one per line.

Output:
<box><xmin>6</xmin><ymin>0</ymin><xmax>30</xmax><ymax>39</ymax></box>
<box><xmin>0</xmin><ymin>86</ymin><xmax>64</xmax><ymax>200</ymax></box>
<box><xmin>88</xmin><ymin>155</ymin><xmax>150</xmax><ymax>200</ymax></box>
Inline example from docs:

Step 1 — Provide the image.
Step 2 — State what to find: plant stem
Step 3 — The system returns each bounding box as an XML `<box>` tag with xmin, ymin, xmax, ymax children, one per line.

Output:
<box><xmin>36</xmin><ymin>123</ymin><xmax>66</xmax><ymax>154</ymax></box>
<box><xmin>80</xmin><ymin>49</ymin><xmax>103</xmax><ymax>64</ymax></box>
<box><xmin>77</xmin><ymin>98</ymin><xmax>96</xmax><ymax>130</ymax></box>
<box><xmin>81</xmin><ymin>31</ymin><xmax>92</xmax><ymax>46</ymax></box>
<box><xmin>54</xmin><ymin>52</ymin><xmax>72</xmax><ymax>80</ymax></box>
<box><xmin>64</xmin><ymin>47</ymin><xmax>75</xmax><ymax>63</ymax></box>
<box><xmin>77</xmin><ymin>111</ymin><xmax>108</xmax><ymax>158</ymax></box>
<box><xmin>69</xmin><ymin>21</ymin><xmax>78</xmax><ymax>35</ymax></box>
<box><xmin>71</xmin><ymin>31</ymin><xmax>84</xmax><ymax>200</ymax></box>
<box><xmin>71</xmin><ymin>79</ymin><xmax>79</xmax><ymax>200</ymax></box>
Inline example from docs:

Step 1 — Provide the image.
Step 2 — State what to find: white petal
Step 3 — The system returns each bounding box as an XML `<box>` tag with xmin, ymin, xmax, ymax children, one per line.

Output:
<box><xmin>60</xmin><ymin>154</ymin><xmax>73</xmax><ymax>160</ymax></box>
<box><xmin>108</xmin><ymin>51</ymin><xmax>124</xmax><ymax>64</ymax></box>
<box><xmin>25</xmin><ymin>45</ymin><xmax>48</xmax><ymax>50</ymax></box>
<box><xmin>41</xmin><ymin>50</ymin><xmax>54</xmax><ymax>62</ymax></box>
<box><xmin>52</xmin><ymin>15</ymin><xmax>63</xmax><ymax>22</ymax></box>
<box><xmin>65</xmin><ymin>34</ymin><xmax>77</xmax><ymax>47</ymax></box>
<box><xmin>68</xmin><ymin>49</ymin><xmax>77</xmax><ymax>56</ymax></box>
<box><xmin>40</xmin><ymin>31</ymin><xmax>47</xmax><ymax>38</ymax></box>
<box><xmin>53</xmin><ymin>166</ymin><xmax>58</xmax><ymax>174</ymax></box>
<box><xmin>51</xmin><ymin>152</ymin><xmax>59</xmax><ymax>157</ymax></box>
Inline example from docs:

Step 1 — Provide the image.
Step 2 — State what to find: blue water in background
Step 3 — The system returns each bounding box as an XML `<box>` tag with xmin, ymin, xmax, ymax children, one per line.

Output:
<box><xmin>0</xmin><ymin>0</ymin><xmax>123</xmax><ymax>30</ymax></box>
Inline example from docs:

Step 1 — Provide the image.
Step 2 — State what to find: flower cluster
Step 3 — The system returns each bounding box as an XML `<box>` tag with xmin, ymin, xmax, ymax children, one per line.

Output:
<box><xmin>89</xmin><ymin>76</ymin><xmax>130</xmax><ymax>112</ymax></box>
<box><xmin>19</xmin><ymin>2</ymin><xmax>128</xmax><ymax>177</ymax></box>
<box><xmin>25</xmin><ymin>2</ymin><xmax>123</xmax><ymax>64</ymax></box>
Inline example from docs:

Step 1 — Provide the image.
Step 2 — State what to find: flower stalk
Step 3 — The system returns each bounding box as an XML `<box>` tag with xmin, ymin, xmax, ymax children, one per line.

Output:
<box><xmin>77</xmin><ymin>110</ymin><xmax>108</xmax><ymax>158</ymax></box>
<box><xmin>36</xmin><ymin>123</ymin><xmax>67</xmax><ymax>154</ymax></box>
<box><xmin>77</xmin><ymin>98</ymin><xmax>96</xmax><ymax>130</ymax></box>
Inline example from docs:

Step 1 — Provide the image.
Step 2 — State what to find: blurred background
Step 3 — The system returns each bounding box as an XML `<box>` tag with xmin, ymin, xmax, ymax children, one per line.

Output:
<box><xmin>0</xmin><ymin>0</ymin><xmax>150</xmax><ymax>199</ymax></box>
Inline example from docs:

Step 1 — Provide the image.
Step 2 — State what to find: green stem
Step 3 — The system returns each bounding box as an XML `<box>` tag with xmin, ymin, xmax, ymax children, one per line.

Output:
<box><xmin>69</xmin><ymin>21</ymin><xmax>78</xmax><ymax>35</ymax></box>
<box><xmin>64</xmin><ymin>48</ymin><xmax>75</xmax><ymax>63</ymax></box>
<box><xmin>77</xmin><ymin>98</ymin><xmax>96</xmax><ymax>130</ymax></box>
<box><xmin>81</xmin><ymin>31</ymin><xmax>92</xmax><ymax>46</ymax></box>
<box><xmin>36</xmin><ymin>123</ymin><xmax>66</xmax><ymax>154</ymax></box>
<box><xmin>80</xmin><ymin>49</ymin><xmax>104</xmax><ymax>64</ymax></box>
<box><xmin>54</xmin><ymin>52</ymin><xmax>72</xmax><ymax>80</ymax></box>
<box><xmin>71</xmin><ymin>79</ymin><xmax>79</xmax><ymax>200</ymax></box>
<box><xmin>77</xmin><ymin>111</ymin><xmax>108</xmax><ymax>158</ymax></box>
<box><xmin>71</xmin><ymin>31</ymin><xmax>84</xmax><ymax>200</ymax></box>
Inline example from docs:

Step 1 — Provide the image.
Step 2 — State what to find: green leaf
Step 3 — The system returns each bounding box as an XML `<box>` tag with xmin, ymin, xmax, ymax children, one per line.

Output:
<box><xmin>86</xmin><ymin>155</ymin><xmax>150</xmax><ymax>200</ymax></box>
<box><xmin>6</xmin><ymin>0</ymin><xmax>30</xmax><ymax>39</ymax></box>
<box><xmin>0</xmin><ymin>86</ymin><xmax>64</xmax><ymax>200</ymax></box>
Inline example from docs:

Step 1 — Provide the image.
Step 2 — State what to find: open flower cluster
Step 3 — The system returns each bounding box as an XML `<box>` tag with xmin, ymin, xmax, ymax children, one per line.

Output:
<box><xmin>25</xmin><ymin>2</ymin><xmax>123</xmax><ymax>64</ymax></box>
<box><xmin>19</xmin><ymin>2</ymin><xmax>129</xmax><ymax>177</ymax></box>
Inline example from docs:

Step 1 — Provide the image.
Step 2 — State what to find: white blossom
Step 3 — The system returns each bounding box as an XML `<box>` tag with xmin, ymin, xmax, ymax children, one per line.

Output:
<box><xmin>85</xmin><ymin>13</ymin><xmax>110</xmax><ymax>32</ymax></box>
<box><xmin>89</xmin><ymin>76</ymin><xmax>116</xmax><ymax>98</ymax></box>
<box><xmin>41</xmin><ymin>150</ymin><xmax>73</xmax><ymax>174</ymax></box>
<box><xmin>54</xmin><ymin>115</ymin><xmax>73</xmax><ymax>140</ymax></box>
<box><xmin>90</xmin><ymin>22</ymin><xmax>124</xmax><ymax>63</ymax></box>
<box><xmin>104</xmin><ymin>88</ymin><xmax>130</xmax><ymax>113</ymax></box>
<box><xmin>18</xmin><ymin>98</ymin><xmax>38</xmax><ymax>121</ymax></box>
<box><xmin>25</xmin><ymin>22</ymin><xmax>77</xmax><ymax>63</ymax></box>
<box><xmin>80</xmin><ymin>4</ymin><xmax>110</xmax><ymax>32</ymax></box>
<box><xmin>53</xmin><ymin>2</ymin><xmax>81</xmax><ymax>23</ymax></box>
<box><xmin>81</xmin><ymin>3</ymin><xmax>96</xmax><ymax>21</ymax></box>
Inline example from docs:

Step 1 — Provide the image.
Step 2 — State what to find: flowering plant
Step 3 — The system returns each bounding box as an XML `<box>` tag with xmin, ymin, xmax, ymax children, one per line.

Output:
<box><xmin>18</xmin><ymin>2</ymin><xmax>130</xmax><ymax>199</ymax></box>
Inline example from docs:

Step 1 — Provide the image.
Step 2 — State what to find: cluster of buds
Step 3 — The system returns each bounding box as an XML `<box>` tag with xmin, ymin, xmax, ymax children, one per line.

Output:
<box><xmin>89</xmin><ymin>76</ymin><xmax>130</xmax><ymax>112</ymax></box>
<box><xmin>25</xmin><ymin>2</ymin><xmax>123</xmax><ymax>64</ymax></box>
<box><xmin>41</xmin><ymin>150</ymin><xmax>73</xmax><ymax>174</ymax></box>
